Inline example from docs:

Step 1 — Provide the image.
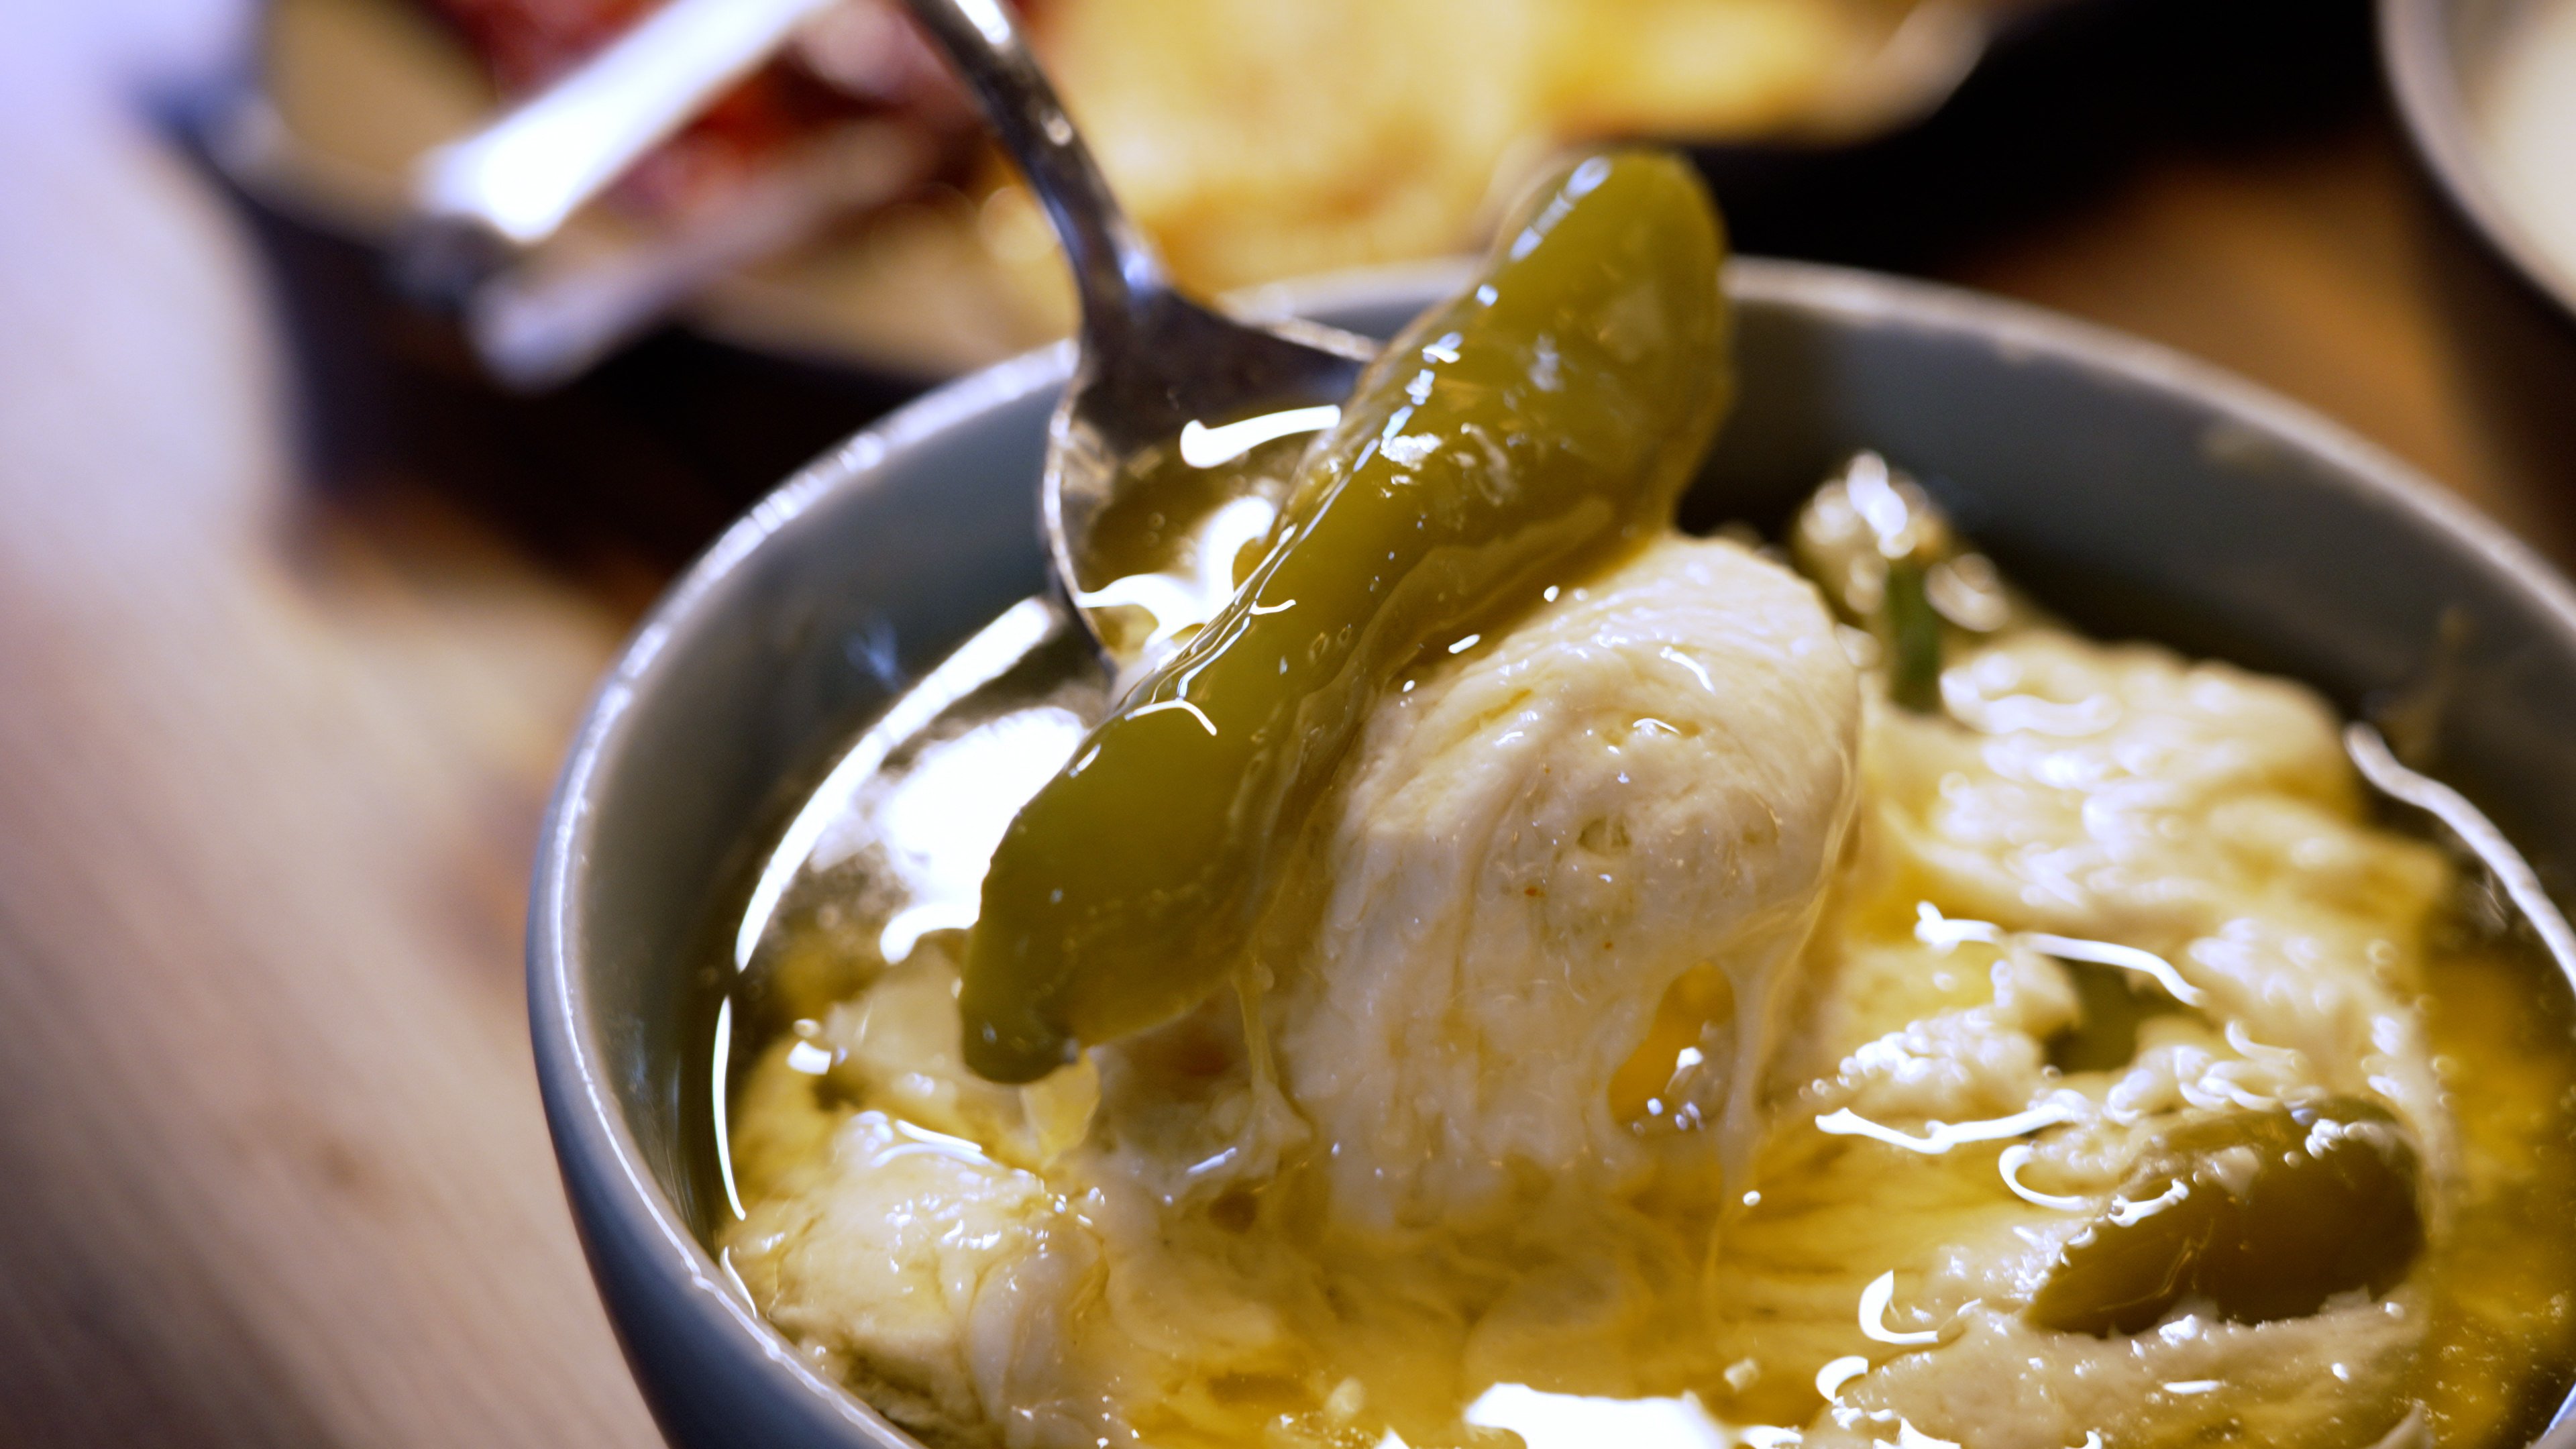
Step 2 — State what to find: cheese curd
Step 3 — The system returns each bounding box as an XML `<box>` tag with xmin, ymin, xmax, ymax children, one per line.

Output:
<box><xmin>1265</xmin><ymin>535</ymin><xmax>1860</xmax><ymax>1238</ymax></box>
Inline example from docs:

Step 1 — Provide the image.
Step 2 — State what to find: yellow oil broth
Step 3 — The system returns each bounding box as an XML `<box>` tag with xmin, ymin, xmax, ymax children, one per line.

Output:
<box><xmin>1694</xmin><ymin>899</ymin><xmax>2576</xmax><ymax>1444</ymax></box>
<box><xmin>2408</xmin><ymin>911</ymin><xmax>2576</xmax><ymax>1444</ymax></box>
<box><xmin>694</xmin><ymin>598</ymin><xmax>2576</xmax><ymax>1445</ymax></box>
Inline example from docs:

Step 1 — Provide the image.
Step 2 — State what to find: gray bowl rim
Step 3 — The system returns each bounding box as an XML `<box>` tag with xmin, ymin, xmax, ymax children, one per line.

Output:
<box><xmin>528</xmin><ymin>254</ymin><xmax>2576</xmax><ymax>1449</ymax></box>
<box><xmin>2379</xmin><ymin>0</ymin><xmax>2576</xmax><ymax>329</ymax></box>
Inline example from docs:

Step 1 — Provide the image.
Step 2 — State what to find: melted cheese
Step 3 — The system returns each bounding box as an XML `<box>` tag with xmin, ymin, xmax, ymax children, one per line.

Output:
<box><xmin>723</xmin><ymin>534</ymin><xmax>2567</xmax><ymax>1449</ymax></box>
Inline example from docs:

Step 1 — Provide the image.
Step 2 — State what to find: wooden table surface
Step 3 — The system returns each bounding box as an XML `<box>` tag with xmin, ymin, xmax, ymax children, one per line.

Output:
<box><xmin>1</xmin><ymin>6</ymin><xmax>2569</xmax><ymax>1446</ymax></box>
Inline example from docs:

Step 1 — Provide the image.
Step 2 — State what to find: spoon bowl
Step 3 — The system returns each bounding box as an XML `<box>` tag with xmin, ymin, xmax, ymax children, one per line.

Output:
<box><xmin>898</xmin><ymin>0</ymin><xmax>1374</xmax><ymax>667</ymax></box>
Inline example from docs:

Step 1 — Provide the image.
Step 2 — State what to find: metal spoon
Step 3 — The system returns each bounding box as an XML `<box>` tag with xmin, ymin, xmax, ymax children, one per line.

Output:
<box><xmin>898</xmin><ymin>0</ymin><xmax>1375</xmax><ymax>669</ymax></box>
<box><xmin>729</xmin><ymin>0</ymin><xmax>1377</xmax><ymax>961</ymax></box>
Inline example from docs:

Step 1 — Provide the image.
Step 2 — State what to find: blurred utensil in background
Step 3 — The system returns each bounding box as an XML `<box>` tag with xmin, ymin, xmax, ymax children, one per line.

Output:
<box><xmin>406</xmin><ymin>0</ymin><xmax>839</xmax><ymax>278</ymax></box>
<box><xmin>433</xmin><ymin>117</ymin><xmax>934</xmax><ymax>387</ymax></box>
<box><xmin>401</xmin><ymin>0</ymin><xmax>949</xmax><ymax>386</ymax></box>
<box><xmin>215</xmin><ymin>0</ymin><xmax>1001</xmax><ymax>386</ymax></box>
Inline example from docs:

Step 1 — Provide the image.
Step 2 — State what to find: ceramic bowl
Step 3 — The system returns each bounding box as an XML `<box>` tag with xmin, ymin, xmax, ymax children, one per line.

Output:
<box><xmin>528</xmin><ymin>260</ymin><xmax>2576</xmax><ymax>1449</ymax></box>
<box><xmin>2381</xmin><ymin>0</ymin><xmax>2576</xmax><ymax>323</ymax></box>
<box><xmin>2379</xmin><ymin>0</ymin><xmax>2576</xmax><ymax>519</ymax></box>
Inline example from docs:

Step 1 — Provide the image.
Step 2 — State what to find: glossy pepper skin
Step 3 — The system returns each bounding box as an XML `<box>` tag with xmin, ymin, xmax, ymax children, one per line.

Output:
<box><xmin>2028</xmin><ymin>1097</ymin><xmax>2425</xmax><ymax>1336</ymax></box>
<box><xmin>959</xmin><ymin>151</ymin><xmax>1733</xmax><ymax>1082</ymax></box>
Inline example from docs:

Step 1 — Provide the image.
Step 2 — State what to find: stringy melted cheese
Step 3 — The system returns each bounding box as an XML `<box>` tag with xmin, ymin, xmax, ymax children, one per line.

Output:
<box><xmin>722</xmin><ymin>533</ymin><xmax>2571</xmax><ymax>1449</ymax></box>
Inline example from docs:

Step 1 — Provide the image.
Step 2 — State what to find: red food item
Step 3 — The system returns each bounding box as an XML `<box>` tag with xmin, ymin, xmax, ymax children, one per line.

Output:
<box><xmin>423</xmin><ymin>0</ymin><xmax>647</xmax><ymax>89</ymax></box>
<box><xmin>421</xmin><ymin>0</ymin><xmax>1003</xmax><ymax>217</ymax></box>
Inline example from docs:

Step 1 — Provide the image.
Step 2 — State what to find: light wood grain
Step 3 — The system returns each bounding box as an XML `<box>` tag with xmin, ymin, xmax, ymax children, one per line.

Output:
<box><xmin>1</xmin><ymin>23</ymin><xmax>2569</xmax><ymax>1449</ymax></box>
<box><xmin>1941</xmin><ymin>120</ymin><xmax>2576</xmax><ymax>566</ymax></box>
<box><xmin>0</xmin><ymin>62</ymin><xmax>655</xmax><ymax>1449</ymax></box>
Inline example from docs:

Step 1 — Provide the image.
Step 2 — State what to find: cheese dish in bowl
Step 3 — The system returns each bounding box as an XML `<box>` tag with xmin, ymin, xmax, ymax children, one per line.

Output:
<box><xmin>528</xmin><ymin>248</ymin><xmax>2576</xmax><ymax>1449</ymax></box>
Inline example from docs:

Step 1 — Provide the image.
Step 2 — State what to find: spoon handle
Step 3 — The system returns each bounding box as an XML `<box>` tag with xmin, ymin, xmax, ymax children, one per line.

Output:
<box><xmin>898</xmin><ymin>0</ymin><xmax>1169</xmax><ymax>333</ymax></box>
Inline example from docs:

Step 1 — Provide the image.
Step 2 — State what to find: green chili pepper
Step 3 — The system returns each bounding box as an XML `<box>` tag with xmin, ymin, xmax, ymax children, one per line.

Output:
<box><xmin>1882</xmin><ymin>557</ymin><xmax>1944</xmax><ymax>714</ymax></box>
<box><xmin>1786</xmin><ymin>453</ymin><xmax>2012</xmax><ymax>714</ymax></box>
<box><xmin>2028</xmin><ymin>1097</ymin><xmax>2424</xmax><ymax>1336</ymax></box>
<box><xmin>959</xmin><ymin>150</ymin><xmax>1732</xmax><ymax>1082</ymax></box>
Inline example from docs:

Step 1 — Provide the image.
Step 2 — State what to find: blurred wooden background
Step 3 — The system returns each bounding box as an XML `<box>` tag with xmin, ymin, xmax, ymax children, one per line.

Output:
<box><xmin>0</xmin><ymin>0</ymin><xmax>2569</xmax><ymax>1445</ymax></box>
